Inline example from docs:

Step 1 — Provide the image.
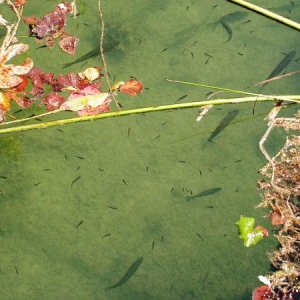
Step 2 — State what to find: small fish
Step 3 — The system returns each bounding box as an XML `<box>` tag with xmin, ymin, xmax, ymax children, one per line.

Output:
<box><xmin>207</xmin><ymin>109</ymin><xmax>239</xmax><ymax>142</ymax></box>
<box><xmin>186</xmin><ymin>187</ymin><xmax>222</xmax><ymax>201</ymax></box>
<box><xmin>176</xmin><ymin>94</ymin><xmax>188</xmax><ymax>103</ymax></box>
<box><xmin>105</xmin><ymin>257</ymin><xmax>144</xmax><ymax>291</ymax></box>
<box><xmin>106</xmin><ymin>205</ymin><xmax>118</xmax><ymax>210</ymax></box>
<box><xmin>102</xmin><ymin>233</ymin><xmax>111</xmax><ymax>238</ymax></box>
<box><xmin>260</xmin><ymin>51</ymin><xmax>296</xmax><ymax>90</ymax></box>
<box><xmin>75</xmin><ymin>155</ymin><xmax>84</xmax><ymax>160</ymax></box>
<box><xmin>197</xmin><ymin>233</ymin><xmax>204</xmax><ymax>241</ymax></box>
<box><xmin>0</xmin><ymin>176</ymin><xmax>7</xmax><ymax>179</ymax></box>
<box><xmin>71</xmin><ymin>176</ymin><xmax>81</xmax><ymax>188</ymax></box>
<box><xmin>75</xmin><ymin>220</ymin><xmax>83</xmax><ymax>229</ymax></box>
<box><xmin>161</xmin><ymin>48</ymin><xmax>168</xmax><ymax>52</ymax></box>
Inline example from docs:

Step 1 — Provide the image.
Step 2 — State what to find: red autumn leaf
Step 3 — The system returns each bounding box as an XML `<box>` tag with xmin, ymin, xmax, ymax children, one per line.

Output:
<box><xmin>27</xmin><ymin>67</ymin><xmax>45</xmax><ymax>95</ymax></box>
<box><xmin>27</xmin><ymin>2</ymin><xmax>72</xmax><ymax>39</ymax></box>
<box><xmin>23</xmin><ymin>16</ymin><xmax>38</xmax><ymax>25</ymax></box>
<box><xmin>119</xmin><ymin>79</ymin><xmax>143</xmax><ymax>96</ymax></box>
<box><xmin>41</xmin><ymin>72</ymin><xmax>55</xmax><ymax>85</ymax></box>
<box><xmin>59</xmin><ymin>34</ymin><xmax>79</xmax><ymax>55</ymax></box>
<box><xmin>14</xmin><ymin>75</ymin><xmax>28</xmax><ymax>92</ymax></box>
<box><xmin>15</xmin><ymin>96</ymin><xmax>33</xmax><ymax>108</ymax></box>
<box><xmin>252</xmin><ymin>285</ymin><xmax>270</xmax><ymax>300</ymax></box>
<box><xmin>44</xmin><ymin>93</ymin><xmax>65</xmax><ymax>111</ymax></box>
<box><xmin>15</xmin><ymin>0</ymin><xmax>26</xmax><ymax>7</ymax></box>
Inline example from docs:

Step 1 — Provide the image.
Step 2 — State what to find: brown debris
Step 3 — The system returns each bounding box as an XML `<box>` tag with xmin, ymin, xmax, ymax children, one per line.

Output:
<box><xmin>257</xmin><ymin>110</ymin><xmax>300</xmax><ymax>299</ymax></box>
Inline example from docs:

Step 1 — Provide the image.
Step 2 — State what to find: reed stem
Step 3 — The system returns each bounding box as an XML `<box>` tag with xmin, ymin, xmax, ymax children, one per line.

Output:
<box><xmin>228</xmin><ymin>0</ymin><xmax>300</xmax><ymax>31</ymax></box>
<box><xmin>1</xmin><ymin>95</ymin><xmax>299</xmax><ymax>135</ymax></box>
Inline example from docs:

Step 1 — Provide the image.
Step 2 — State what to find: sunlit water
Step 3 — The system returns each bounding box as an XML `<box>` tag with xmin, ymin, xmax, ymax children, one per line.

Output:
<box><xmin>1</xmin><ymin>0</ymin><xmax>299</xmax><ymax>299</ymax></box>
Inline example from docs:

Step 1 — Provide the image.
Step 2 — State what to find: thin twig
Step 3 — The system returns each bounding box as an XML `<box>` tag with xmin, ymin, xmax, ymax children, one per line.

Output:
<box><xmin>254</xmin><ymin>70</ymin><xmax>300</xmax><ymax>86</ymax></box>
<box><xmin>166</xmin><ymin>78</ymin><xmax>300</xmax><ymax>103</ymax></box>
<box><xmin>97</xmin><ymin>0</ymin><xmax>121</xmax><ymax>109</ymax></box>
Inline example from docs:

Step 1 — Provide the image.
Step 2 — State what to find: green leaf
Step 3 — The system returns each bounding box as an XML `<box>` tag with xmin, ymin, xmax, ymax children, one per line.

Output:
<box><xmin>235</xmin><ymin>216</ymin><xmax>255</xmax><ymax>235</ymax></box>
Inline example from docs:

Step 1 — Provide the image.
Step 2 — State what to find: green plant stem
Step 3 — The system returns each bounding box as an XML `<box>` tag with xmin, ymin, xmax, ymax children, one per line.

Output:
<box><xmin>0</xmin><ymin>95</ymin><xmax>299</xmax><ymax>135</ymax></box>
<box><xmin>227</xmin><ymin>0</ymin><xmax>300</xmax><ymax>31</ymax></box>
<box><xmin>166</xmin><ymin>79</ymin><xmax>300</xmax><ymax>102</ymax></box>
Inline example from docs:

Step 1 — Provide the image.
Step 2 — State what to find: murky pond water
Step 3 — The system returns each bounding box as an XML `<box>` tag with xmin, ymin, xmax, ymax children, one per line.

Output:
<box><xmin>1</xmin><ymin>0</ymin><xmax>299</xmax><ymax>299</ymax></box>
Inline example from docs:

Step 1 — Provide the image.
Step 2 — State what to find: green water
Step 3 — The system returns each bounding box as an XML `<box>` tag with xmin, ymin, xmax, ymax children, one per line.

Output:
<box><xmin>1</xmin><ymin>0</ymin><xmax>299</xmax><ymax>299</ymax></box>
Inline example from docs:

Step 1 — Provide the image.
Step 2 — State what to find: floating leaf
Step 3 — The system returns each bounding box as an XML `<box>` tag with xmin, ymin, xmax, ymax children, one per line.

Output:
<box><xmin>44</xmin><ymin>93</ymin><xmax>65</xmax><ymax>111</ymax></box>
<box><xmin>79</xmin><ymin>67</ymin><xmax>100</xmax><ymax>81</ymax></box>
<box><xmin>236</xmin><ymin>216</ymin><xmax>255</xmax><ymax>236</ymax></box>
<box><xmin>119</xmin><ymin>79</ymin><xmax>143</xmax><ymax>96</ymax></box>
<box><xmin>59</xmin><ymin>34</ymin><xmax>79</xmax><ymax>55</ymax></box>
<box><xmin>236</xmin><ymin>216</ymin><xmax>268</xmax><ymax>247</ymax></box>
<box><xmin>0</xmin><ymin>43</ymin><xmax>33</xmax><ymax>89</ymax></box>
<box><xmin>0</xmin><ymin>92</ymin><xmax>10</xmax><ymax>111</ymax></box>
<box><xmin>61</xmin><ymin>85</ymin><xmax>111</xmax><ymax>115</ymax></box>
<box><xmin>252</xmin><ymin>285</ymin><xmax>270</xmax><ymax>300</ymax></box>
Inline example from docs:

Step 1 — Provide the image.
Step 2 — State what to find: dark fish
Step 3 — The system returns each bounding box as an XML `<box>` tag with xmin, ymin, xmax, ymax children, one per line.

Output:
<box><xmin>207</xmin><ymin>110</ymin><xmax>239</xmax><ymax>142</ymax></box>
<box><xmin>217</xmin><ymin>12</ymin><xmax>248</xmax><ymax>42</ymax></box>
<box><xmin>71</xmin><ymin>176</ymin><xmax>81</xmax><ymax>188</ymax></box>
<box><xmin>219</xmin><ymin>11</ymin><xmax>248</xmax><ymax>24</ymax></box>
<box><xmin>175</xmin><ymin>94</ymin><xmax>188</xmax><ymax>103</ymax></box>
<box><xmin>186</xmin><ymin>187</ymin><xmax>222</xmax><ymax>201</ymax></box>
<box><xmin>0</xmin><ymin>175</ymin><xmax>7</xmax><ymax>179</ymax></box>
<box><xmin>106</xmin><ymin>206</ymin><xmax>118</xmax><ymax>210</ymax></box>
<box><xmin>75</xmin><ymin>155</ymin><xmax>84</xmax><ymax>160</ymax></box>
<box><xmin>220</xmin><ymin>21</ymin><xmax>232</xmax><ymax>42</ymax></box>
<box><xmin>105</xmin><ymin>257</ymin><xmax>144</xmax><ymax>291</ymax></box>
<box><xmin>260</xmin><ymin>51</ymin><xmax>296</xmax><ymax>90</ymax></box>
<box><xmin>75</xmin><ymin>220</ymin><xmax>83</xmax><ymax>229</ymax></box>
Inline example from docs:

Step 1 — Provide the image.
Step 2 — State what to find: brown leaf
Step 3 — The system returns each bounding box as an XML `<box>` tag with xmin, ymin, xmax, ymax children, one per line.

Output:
<box><xmin>119</xmin><ymin>79</ymin><xmax>143</xmax><ymax>96</ymax></box>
